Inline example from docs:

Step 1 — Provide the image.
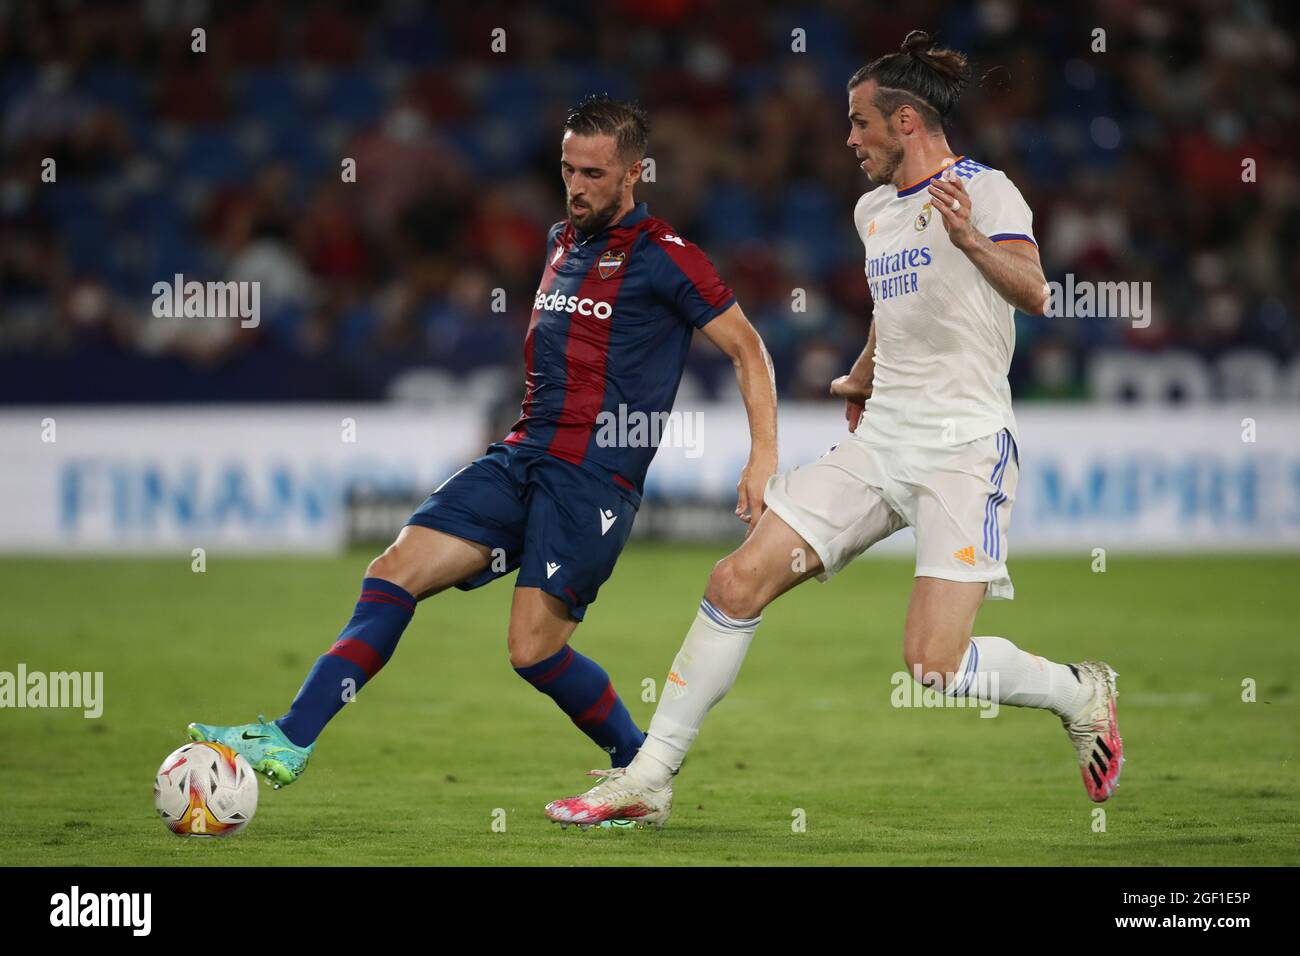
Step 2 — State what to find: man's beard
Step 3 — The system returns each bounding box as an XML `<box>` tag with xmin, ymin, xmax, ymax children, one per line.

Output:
<box><xmin>865</xmin><ymin>137</ymin><xmax>905</xmax><ymax>184</ymax></box>
<box><xmin>568</xmin><ymin>195</ymin><xmax>619</xmax><ymax>234</ymax></box>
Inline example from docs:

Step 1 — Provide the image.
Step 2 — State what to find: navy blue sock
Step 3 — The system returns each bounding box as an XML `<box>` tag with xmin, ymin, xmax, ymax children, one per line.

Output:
<box><xmin>276</xmin><ymin>577</ymin><xmax>416</xmax><ymax>747</ymax></box>
<box><xmin>514</xmin><ymin>646</ymin><xmax>645</xmax><ymax>767</ymax></box>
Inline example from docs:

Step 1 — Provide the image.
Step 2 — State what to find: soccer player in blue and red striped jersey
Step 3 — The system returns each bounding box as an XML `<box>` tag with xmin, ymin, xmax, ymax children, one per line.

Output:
<box><xmin>187</xmin><ymin>96</ymin><xmax>778</xmax><ymax>789</ymax></box>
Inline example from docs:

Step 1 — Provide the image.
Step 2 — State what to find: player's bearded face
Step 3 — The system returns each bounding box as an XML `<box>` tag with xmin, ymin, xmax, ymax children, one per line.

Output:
<box><xmin>864</xmin><ymin>126</ymin><xmax>905</xmax><ymax>184</ymax></box>
<box><xmin>566</xmin><ymin>187</ymin><xmax>621</xmax><ymax>233</ymax></box>
<box><xmin>561</xmin><ymin>132</ymin><xmax>630</xmax><ymax>233</ymax></box>
<box><xmin>847</xmin><ymin>84</ymin><xmax>905</xmax><ymax>184</ymax></box>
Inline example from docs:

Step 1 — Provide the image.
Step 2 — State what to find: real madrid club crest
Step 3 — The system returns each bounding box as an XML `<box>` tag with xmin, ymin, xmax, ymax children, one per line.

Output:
<box><xmin>597</xmin><ymin>250</ymin><xmax>626</xmax><ymax>279</ymax></box>
<box><xmin>914</xmin><ymin>203</ymin><xmax>933</xmax><ymax>232</ymax></box>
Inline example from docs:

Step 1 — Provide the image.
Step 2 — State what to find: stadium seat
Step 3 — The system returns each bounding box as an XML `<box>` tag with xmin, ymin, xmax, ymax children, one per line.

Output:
<box><xmin>322</xmin><ymin>69</ymin><xmax>384</xmax><ymax>124</ymax></box>
<box><xmin>179</xmin><ymin>128</ymin><xmax>247</xmax><ymax>184</ymax></box>
<box><xmin>238</xmin><ymin>69</ymin><xmax>301</xmax><ymax>124</ymax></box>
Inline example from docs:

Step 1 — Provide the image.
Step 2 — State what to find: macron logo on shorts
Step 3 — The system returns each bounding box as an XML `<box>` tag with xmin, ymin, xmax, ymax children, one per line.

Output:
<box><xmin>599</xmin><ymin>508</ymin><xmax>617</xmax><ymax>535</ymax></box>
<box><xmin>546</xmin><ymin>562</ymin><xmax>561</xmax><ymax>579</ymax></box>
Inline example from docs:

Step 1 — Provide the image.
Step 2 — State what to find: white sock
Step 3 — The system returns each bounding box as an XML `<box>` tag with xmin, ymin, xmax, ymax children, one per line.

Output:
<box><xmin>632</xmin><ymin>598</ymin><xmax>759</xmax><ymax>788</ymax></box>
<box><xmin>945</xmin><ymin>635</ymin><xmax>1092</xmax><ymax>720</ymax></box>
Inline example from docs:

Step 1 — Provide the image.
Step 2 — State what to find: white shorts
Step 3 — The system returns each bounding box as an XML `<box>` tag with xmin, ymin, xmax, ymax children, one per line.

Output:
<box><xmin>763</xmin><ymin>429</ymin><xmax>1019</xmax><ymax>600</ymax></box>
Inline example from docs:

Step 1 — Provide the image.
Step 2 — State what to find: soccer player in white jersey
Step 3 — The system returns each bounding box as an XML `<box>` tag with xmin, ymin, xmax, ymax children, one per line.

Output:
<box><xmin>544</xmin><ymin>31</ymin><xmax>1124</xmax><ymax>828</ymax></box>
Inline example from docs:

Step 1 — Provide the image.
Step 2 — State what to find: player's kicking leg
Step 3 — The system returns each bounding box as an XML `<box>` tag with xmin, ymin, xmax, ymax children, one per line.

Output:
<box><xmin>192</xmin><ymin>437</ymin><xmax>650</xmax><ymax>788</ymax></box>
<box><xmin>904</xmin><ymin>576</ymin><xmax>1123</xmax><ymax>802</ymax></box>
<box><xmin>502</xmin><ymin>452</ymin><xmax>647</xmax><ymax>772</ymax></box>
<box><xmin>188</xmin><ymin>525</ymin><xmax>491</xmax><ymax>786</ymax></box>
<box><xmin>545</xmin><ymin>506</ymin><xmax>822</xmax><ymax>827</ymax></box>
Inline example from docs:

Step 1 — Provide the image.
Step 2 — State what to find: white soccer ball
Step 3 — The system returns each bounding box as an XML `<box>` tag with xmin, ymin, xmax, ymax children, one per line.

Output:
<box><xmin>154</xmin><ymin>741</ymin><xmax>259</xmax><ymax>837</ymax></box>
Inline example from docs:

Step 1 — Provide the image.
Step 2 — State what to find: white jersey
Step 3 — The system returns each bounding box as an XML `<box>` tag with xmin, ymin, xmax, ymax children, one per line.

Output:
<box><xmin>851</xmin><ymin>156</ymin><xmax>1036</xmax><ymax>449</ymax></box>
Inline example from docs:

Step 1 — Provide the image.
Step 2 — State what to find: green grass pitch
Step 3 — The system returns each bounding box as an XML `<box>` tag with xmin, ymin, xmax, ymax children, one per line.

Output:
<box><xmin>1</xmin><ymin>545</ymin><xmax>1296</xmax><ymax>865</ymax></box>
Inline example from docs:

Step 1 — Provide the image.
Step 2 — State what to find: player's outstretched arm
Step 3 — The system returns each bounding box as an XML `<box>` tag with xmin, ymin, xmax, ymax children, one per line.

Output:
<box><xmin>700</xmin><ymin>303</ymin><xmax>778</xmax><ymax>533</ymax></box>
<box><xmin>927</xmin><ymin>173</ymin><xmax>1050</xmax><ymax>315</ymax></box>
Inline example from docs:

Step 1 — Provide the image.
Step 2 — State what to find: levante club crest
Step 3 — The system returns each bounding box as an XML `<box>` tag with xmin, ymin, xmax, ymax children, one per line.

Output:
<box><xmin>598</xmin><ymin>250</ymin><xmax>625</xmax><ymax>279</ymax></box>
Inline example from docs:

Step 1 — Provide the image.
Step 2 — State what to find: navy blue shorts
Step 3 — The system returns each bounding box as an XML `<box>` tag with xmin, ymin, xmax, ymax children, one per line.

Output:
<box><xmin>405</xmin><ymin>442</ymin><xmax>638</xmax><ymax>621</ymax></box>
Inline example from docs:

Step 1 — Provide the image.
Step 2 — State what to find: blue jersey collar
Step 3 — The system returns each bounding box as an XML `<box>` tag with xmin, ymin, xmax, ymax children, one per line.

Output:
<box><xmin>615</xmin><ymin>201</ymin><xmax>650</xmax><ymax>228</ymax></box>
<box><xmin>896</xmin><ymin>156</ymin><xmax>965</xmax><ymax>197</ymax></box>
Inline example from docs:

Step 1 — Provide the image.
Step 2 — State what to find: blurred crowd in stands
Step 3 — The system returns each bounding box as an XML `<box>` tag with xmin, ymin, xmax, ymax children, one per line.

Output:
<box><xmin>1</xmin><ymin>0</ymin><xmax>1296</xmax><ymax>404</ymax></box>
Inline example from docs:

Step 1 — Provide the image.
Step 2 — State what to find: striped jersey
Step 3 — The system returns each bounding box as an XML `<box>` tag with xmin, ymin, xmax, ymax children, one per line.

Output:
<box><xmin>505</xmin><ymin>202</ymin><xmax>734</xmax><ymax>498</ymax></box>
<box><xmin>851</xmin><ymin>156</ymin><xmax>1037</xmax><ymax>449</ymax></box>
